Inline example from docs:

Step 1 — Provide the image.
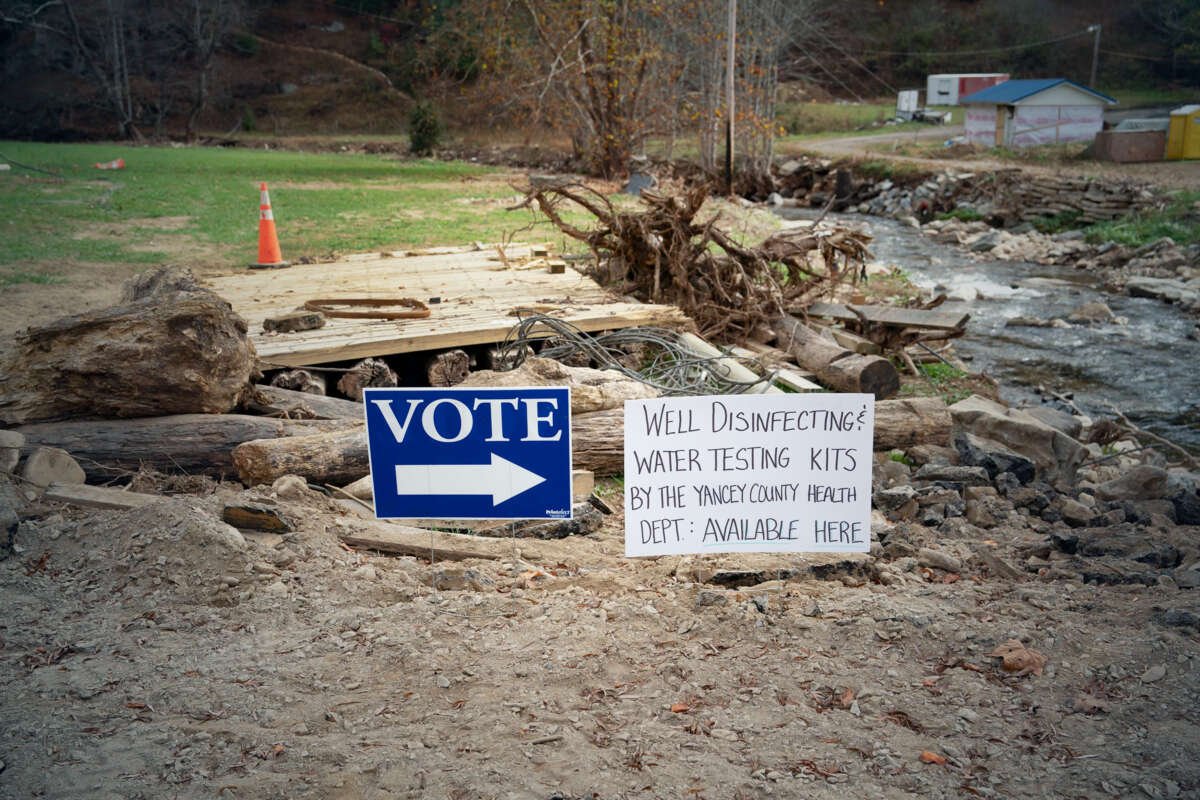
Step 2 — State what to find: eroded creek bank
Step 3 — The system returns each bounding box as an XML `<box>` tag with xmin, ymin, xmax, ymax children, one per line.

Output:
<box><xmin>778</xmin><ymin>208</ymin><xmax>1200</xmax><ymax>455</ymax></box>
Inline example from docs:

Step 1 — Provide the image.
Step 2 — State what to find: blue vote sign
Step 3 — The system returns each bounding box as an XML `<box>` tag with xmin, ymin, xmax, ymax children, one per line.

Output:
<box><xmin>363</xmin><ymin>386</ymin><xmax>572</xmax><ymax>520</ymax></box>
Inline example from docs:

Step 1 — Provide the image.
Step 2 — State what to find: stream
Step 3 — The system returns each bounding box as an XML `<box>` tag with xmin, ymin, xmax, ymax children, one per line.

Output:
<box><xmin>777</xmin><ymin>211</ymin><xmax>1200</xmax><ymax>455</ymax></box>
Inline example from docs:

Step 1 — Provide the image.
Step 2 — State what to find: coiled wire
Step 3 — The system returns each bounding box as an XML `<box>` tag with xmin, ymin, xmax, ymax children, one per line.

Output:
<box><xmin>497</xmin><ymin>312</ymin><xmax>774</xmax><ymax>396</ymax></box>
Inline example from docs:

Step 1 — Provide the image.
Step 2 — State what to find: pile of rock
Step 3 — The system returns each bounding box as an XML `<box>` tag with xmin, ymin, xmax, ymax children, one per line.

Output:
<box><xmin>921</xmin><ymin>218</ymin><xmax>1094</xmax><ymax>265</ymax></box>
<box><xmin>989</xmin><ymin>172</ymin><xmax>1158</xmax><ymax>226</ymax></box>
<box><xmin>871</xmin><ymin>394</ymin><xmax>1200</xmax><ymax>589</ymax></box>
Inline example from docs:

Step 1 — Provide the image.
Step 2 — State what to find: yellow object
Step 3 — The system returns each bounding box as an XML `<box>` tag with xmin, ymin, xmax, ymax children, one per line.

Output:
<box><xmin>1166</xmin><ymin>104</ymin><xmax>1200</xmax><ymax>160</ymax></box>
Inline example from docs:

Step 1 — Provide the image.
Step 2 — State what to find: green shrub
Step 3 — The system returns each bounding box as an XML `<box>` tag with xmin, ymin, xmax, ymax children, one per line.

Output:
<box><xmin>939</xmin><ymin>207</ymin><xmax>983</xmax><ymax>222</ymax></box>
<box><xmin>407</xmin><ymin>101</ymin><xmax>443</xmax><ymax>155</ymax></box>
<box><xmin>232</xmin><ymin>32</ymin><xmax>259</xmax><ymax>57</ymax></box>
<box><xmin>240</xmin><ymin>105</ymin><xmax>256</xmax><ymax>132</ymax></box>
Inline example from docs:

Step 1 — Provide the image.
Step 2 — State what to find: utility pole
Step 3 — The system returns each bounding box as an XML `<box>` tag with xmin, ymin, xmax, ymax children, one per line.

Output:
<box><xmin>725</xmin><ymin>0</ymin><xmax>736</xmax><ymax>194</ymax></box>
<box><xmin>1087</xmin><ymin>24</ymin><xmax>1101</xmax><ymax>88</ymax></box>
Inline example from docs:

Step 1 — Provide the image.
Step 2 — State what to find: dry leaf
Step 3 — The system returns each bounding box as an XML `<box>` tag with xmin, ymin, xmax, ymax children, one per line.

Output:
<box><xmin>670</xmin><ymin>702</ymin><xmax>691</xmax><ymax>713</ymax></box>
<box><xmin>920</xmin><ymin>750</ymin><xmax>947</xmax><ymax>765</ymax></box>
<box><xmin>988</xmin><ymin>639</ymin><xmax>1047</xmax><ymax>676</ymax></box>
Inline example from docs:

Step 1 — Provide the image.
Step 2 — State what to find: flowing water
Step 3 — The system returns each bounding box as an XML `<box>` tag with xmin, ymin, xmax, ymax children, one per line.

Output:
<box><xmin>776</xmin><ymin>211</ymin><xmax>1200</xmax><ymax>455</ymax></box>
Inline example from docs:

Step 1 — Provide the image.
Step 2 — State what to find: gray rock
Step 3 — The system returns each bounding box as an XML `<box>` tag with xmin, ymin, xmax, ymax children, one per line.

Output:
<box><xmin>1126</xmin><ymin>276</ymin><xmax>1199</xmax><ymax>305</ymax></box>
<box><xmin>1066</xmin><ymin>302</ymin><xmax>1116</xmax><ymax>325</ymax></box>
<box><xmin>0</xmin><ymin>430</ymin><xmax>23</xmax><ymax>473</ymax></box>
<box><xmin>1076</xmin><ymin>526</ymin><xmax>1179</xmax><ymax>568</ymax></box>
<box><xmin>953</xmin><ymin>430</ymin><xmax>1036</xmax><ymax>483</ymax></box>
<box><xmin>970</xmin><ymin>231</ymin><xmax>1001</xmax><ymax>252</ymax></box>
<box><xmin>20</xmin><ymin>446</ymin><xmax>86</xmax><ymax>488</ymax></box>
<box><xmin>874</xmin><ymin>485</ymin><xmax>917</xmax><ymax>510</ymax></box>
<box><xmin>913</xmin><ymin>464</ymin><xmax>991</xmax><ymax>486</ymax></box>
<box><xmin>917</xmin><ymin>547</ymin><xmax>962</xmax><ymax>573</ymax></box>
<box><xmin>1058</xmin><ymin>497</ymin><xmax>1094</xmax><ymax>528</ymax></box>
<box><xmin>1168</xmin><ymin>489</ymin><xmax>1200</xmax><ymax>525</ymax></box>
<box><xmin>1023</xmin><ymin>407</ymin><xmax>1083</xmax><ymax>439</ymax></box>
<box><xmin>1174</xmin><ymin>562</ymin><xmax>1200</xmax><ymax>589</ymax></box>
<box><xmin>1095</xmin><ymin>465</ymin><xmax>1169</xmax><ymax>502</ymax></box>
<box><xmin>1157</xmin><ymin>608</ymin><xmax>1200</xmax><ymax>629</ymax></box>
<box><xmin>949</xmin><ymin>395</ymin><xmax>1086</xmax><ymax>485</ymax></box>
<box><xmin>431</xmin><ymin>568</ymin><xmax>494</xmax><ymax>592</ymax></box>
<box><xmin>1141</xmin><ymin>664</ymin><xmax>1166</xmax><ymax>683</ymax></box>
<box><xmin>1</xmin><ymin>476</ymin><xmax>20</xmax><ymax>558</ymax></box>
<box><xmin>272</xmin><ymin>475</ymin><xmax>311</xmax><ymax>500</ymax></box>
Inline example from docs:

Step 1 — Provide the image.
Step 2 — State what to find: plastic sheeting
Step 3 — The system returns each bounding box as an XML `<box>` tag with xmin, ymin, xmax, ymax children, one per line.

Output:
<box><xmin>965</xmin><ymin>107</ymin><xmax>996</xmax><ymax>146</ymax></box>
<box><xmin>1011</xmin><ymin>105</ymin><xmax>1103</xmax><ymax>146</ymax></box>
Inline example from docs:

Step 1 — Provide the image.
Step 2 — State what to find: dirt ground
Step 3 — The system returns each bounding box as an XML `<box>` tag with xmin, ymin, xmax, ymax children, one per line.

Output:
<box><xmin>1</xmin><ymin>471</ymin><xmax>1198</xmax><ymax>800</ymax></box>
<box><xmin>797</xmin><ymin>126</ymin><xmax>1200</xmax><ymax>191</ymax></box>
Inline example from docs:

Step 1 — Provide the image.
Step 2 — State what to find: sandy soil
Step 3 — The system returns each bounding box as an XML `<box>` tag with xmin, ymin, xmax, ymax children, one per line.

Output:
<box><xmin>1</xmin><ymin>474</ymin><xmax>1198</xmax><ymax>800</ymax></box>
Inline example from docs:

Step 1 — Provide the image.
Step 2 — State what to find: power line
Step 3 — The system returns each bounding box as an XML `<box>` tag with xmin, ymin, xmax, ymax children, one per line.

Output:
<box><xmin>1101</xmin><ymin>47</ymin><xmax>1200</xmax><ymax>64</ymax></box>
<box><xmin>860</xmin><ymin>29</ymin><xmax>1091</xmax><ymax>58</ymax></box>
<box><xmin>798</xmin><ymin>19</ymin><xmax>896</xmax><ymax>94</ymax></box>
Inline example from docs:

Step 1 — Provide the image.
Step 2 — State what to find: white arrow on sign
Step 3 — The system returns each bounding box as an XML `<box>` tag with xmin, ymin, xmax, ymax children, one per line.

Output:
<box><xmin>393</xmin><ymin>452</ymin><xmax>547</xmax><ymax>506</ymax></box>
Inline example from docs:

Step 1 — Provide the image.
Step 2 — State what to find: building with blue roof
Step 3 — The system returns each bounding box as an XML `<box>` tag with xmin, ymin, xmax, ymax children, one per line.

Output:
<box><xmin>960</xmin><ymin>79</ymin><xmax>1116</xmax><ymax>148</ymax></box>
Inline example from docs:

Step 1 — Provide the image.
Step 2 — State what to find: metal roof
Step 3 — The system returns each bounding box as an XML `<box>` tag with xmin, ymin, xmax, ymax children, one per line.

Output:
<box><xmin>960</xmin><ymin>78</ymin><xmax>1116</xmax><ymax>105</ymax></box>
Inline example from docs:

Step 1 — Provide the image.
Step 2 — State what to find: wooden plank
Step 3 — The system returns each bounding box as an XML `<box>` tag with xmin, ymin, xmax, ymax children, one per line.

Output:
<box><xmin>43</xmin><ymin>482</ymin><xmax>159</xmax><ymax>511</ymax></box>
<box><xmin>254</xmin><ymin>305</ymin><xmax>687</xmax><ymax>367</ymax></box>
<box><xmin>339</xmin><ymin>520</ymin><xmax>523</xmax><ymax>561</ymax></box>
<box><xmin>827</xmin><ymin>327</ymin><xmax>882</xmax><ymax>355</ymax></box>
<box><xmin>678</xmin><ymin>333</ymin><xmax>782</xmax><ymax>394</ymax></box>
<box><xmin>798</xmin><ymin>302</ymin><xmax>969</xmax><ymax>331</ymax></box>
<box><xmin>206</xmin><ymin>245</ymin><xmax>687</xmax><ymax>367</ymax></box>
<box><xmin>728</xmin><ymin>347</ymin><xmax>823</xmax><ymax>392</ymax></box>
<box><xmin>734</xmin><ymin>341</ymin><xmax>819</xmax><ymax>378</ymax></box>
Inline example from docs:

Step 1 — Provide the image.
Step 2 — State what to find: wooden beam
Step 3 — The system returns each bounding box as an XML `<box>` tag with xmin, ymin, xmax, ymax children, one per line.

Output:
<box><xmin>43</xmin><ymin>482</ymin><xmax>159</xmax><ymax>511</ymax></box>
<box><xmin>798</xmin><ymin>302</ymin><xmax>970</xmax><ymax>331</ymax></box>
<box><xmin>254</xmin><ymin>305</ymin><xmax>688</xmax><ymax>367</ymax></box>
<box><xmin>339</xmin><ymin>520</ymin><xmax>523</xmax><ymax>561</ymax></box>
<box><xmin>728</xmin><ymin>346</ymin><xmax>823</xmax><ymax>392</ymax></box>
<box><xmin>677</xmin><ymin>333</ymin><xmax>782</xmax><ymax>394</ymax></box>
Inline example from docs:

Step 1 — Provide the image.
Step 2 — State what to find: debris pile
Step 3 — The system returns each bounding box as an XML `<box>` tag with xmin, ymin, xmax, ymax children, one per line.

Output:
<box><xmin>516</xmin><ymin>182</ymin><xmax>872</xmax><ymax>341</ymax></box>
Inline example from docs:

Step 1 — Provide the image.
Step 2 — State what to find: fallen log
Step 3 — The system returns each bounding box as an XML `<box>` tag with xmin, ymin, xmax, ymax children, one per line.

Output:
<box><xmin>233</xmin><ymin>428</ymin><xmax>367</xmax><ymax>487</ymax></box>
<box><xmin>246</xmin><ymin>384</ymin><xmax>365</xmax><ymax>421</ymax></box>
<box><xmin>0</xmin><ymin>288</ymin><xmax>257</xmax><ymax>425</ymax></box>
<box><xmin>872</xmin><ymin>397</ymin><xmax>953</xmax><ymax>451</ymax></box>
<box><xmin>233</xmin><ymin>407</ymin><xmax>626</xmax><ymax>486</ymax></box>
<box><xmin>17</xmin><ymin>415</ymin><xmax>350</xmax><ymax>481</ymax></box>
<box><xmin>772</xmin><ymin>314</ymin><xmax>899</xmax><ymax>399</ymax></box>
<box><xmin>573</xmin><ymin>409</ymin><xmax>623</xmax><ymax>476</ymax></box>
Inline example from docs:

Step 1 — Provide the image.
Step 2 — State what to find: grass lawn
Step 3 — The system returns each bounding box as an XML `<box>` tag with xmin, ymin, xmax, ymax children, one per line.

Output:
<box><xmin>1108</xmin><ymin>87</ymin><xmax>1199</xmax><ymax>109</ymax></box>
<box><xmin>0</xmin><ymin>141</ymin><xmax>587</xmax><ymax>285</ymax></box>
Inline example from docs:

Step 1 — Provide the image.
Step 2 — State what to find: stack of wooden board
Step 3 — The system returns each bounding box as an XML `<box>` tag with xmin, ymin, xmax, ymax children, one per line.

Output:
<box><xmin>205</xmin><ymin>244</ymin><xmax>689</xmax><ymax>368</ymax></box>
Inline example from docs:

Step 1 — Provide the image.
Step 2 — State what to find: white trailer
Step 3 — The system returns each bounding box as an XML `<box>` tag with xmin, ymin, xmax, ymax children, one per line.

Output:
<box><xmin>926</xmin><ymin>73</ymin><xmax>1010</xmax><ymax>106</ymax></box>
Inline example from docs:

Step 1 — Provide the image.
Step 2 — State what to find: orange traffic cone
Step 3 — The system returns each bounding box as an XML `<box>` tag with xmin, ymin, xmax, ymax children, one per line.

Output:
<box><xmin>94</xmin><ymin>158</ymin><xmax>125</xmax><ymax>169</ymax></box>
<box><xmin>250</xmin><ymin>182</ymin><xmax>290</xmax><ymax>269</ymax></box>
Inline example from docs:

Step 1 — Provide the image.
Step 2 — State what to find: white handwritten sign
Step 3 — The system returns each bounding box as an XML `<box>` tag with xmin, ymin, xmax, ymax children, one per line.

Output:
<box><xmin>623</xmin><ymin>393</ymin><xmax>874</xmax><ymax>556</ymax></box>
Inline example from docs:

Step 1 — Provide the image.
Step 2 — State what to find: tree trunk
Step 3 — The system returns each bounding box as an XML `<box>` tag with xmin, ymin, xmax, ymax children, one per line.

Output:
<box><xmin>872</xmin><ymin>397</ymin><xmax>953</xmax><ymax>451</ymax></box>
<box><xmin>772</xmin><ymin>314</ymin><xmax>899</xmax><ymax>399</ymax></box>
<box><xmin>246</xmin><ymin>385</ymin><xmax>365</xmax><ymax>421</ymax></box>
<box><xmin>233</xmin><ymin>407</ymin><xmax>628</xmax><ymax>486</ymax></box>
<box><xmin>572</xmin><ymin>408</ymin><xmax>624</xmax><ymax>476</ymax></box>
<box><xmin>0</xmin><ymin>289</ymin><xmax>257</xmax><ymax>425</ymax></box>
<box><xmin>233</xmin><ymin>428</ymin><xmax>367</xmax><ymax>487</ymax></box>
<box><xmin>17</xmin><ymin>415</ymin><xmax>348</xmax><ymax>482</ymax></box>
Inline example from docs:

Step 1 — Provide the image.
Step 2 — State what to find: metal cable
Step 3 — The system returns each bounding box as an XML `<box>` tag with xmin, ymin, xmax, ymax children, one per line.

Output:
<box><xmin>496</xmin><ymin>312</ymin><xmax>774</xmax><ymax>396</ymax></box>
